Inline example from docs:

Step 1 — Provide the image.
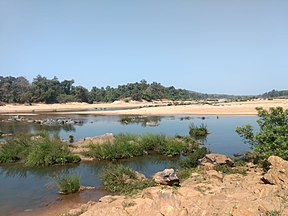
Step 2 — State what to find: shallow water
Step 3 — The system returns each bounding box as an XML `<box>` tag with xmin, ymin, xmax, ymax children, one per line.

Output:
<box><xmin>0</xmin><ymin>114</ymin><xmax>258</xmax><ymax>215</ymax></box>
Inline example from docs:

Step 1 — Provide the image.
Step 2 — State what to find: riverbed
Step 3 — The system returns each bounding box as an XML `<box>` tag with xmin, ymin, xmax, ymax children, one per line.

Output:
<box><xmin>0</xmin><ymin>114</ymin><xmax>258</xmax><ymax>215</ymax></box>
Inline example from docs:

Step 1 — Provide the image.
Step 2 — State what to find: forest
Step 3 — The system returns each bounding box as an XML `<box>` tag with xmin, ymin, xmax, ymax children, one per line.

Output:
<box><xmin>1</xmin><ymin>75</ymin><xmax>286</xmax><ymax>104</ymax></box>
<box><xmin>0</xmin><ymin>75</ymin><xmax>207</xmax><ymax>104</ymax></box>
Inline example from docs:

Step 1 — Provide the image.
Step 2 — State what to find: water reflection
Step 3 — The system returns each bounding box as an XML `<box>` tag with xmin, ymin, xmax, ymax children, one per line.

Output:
<box><xmin>0</xmin><ymin>155</ymin><xmax>179</xmax><ymax>215</ymax></box>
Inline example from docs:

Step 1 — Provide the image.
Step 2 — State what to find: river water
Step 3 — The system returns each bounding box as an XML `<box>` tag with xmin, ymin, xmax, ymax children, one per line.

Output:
<box><xmin>0</xmin><ymin>114</ymin><xmax>258</xmax><ymax>215</ymax></box>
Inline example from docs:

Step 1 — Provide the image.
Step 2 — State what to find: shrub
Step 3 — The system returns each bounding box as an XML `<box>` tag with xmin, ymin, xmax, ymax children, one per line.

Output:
<box><xmin>236</xmin><ymin>107</ymin><xmax>288</xmax><ymax>160</ymax></box>
<box><xmin>100</xmin><ymin>164</ymin><xmax>156</xmax><ymax>195</ymax></box>
<box><xmin>189</xmin><ymin>123</ymin><xmax>209</xmax><ymax>140</ymax></box>
<box><xmin>55</xmin><ymin>173</ymin><xmax>80</xmax><ymax>194</ymax></box>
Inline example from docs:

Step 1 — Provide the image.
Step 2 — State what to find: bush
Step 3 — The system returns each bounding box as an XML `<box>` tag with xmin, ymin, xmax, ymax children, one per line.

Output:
<box><xmin>236</xmin><ymin>107</ymin><xmax>288</xmax><ymax>160</ymax></box>
<box><xmin>189</xmin><ymin>123</ymin><xmax>209</xmax><ymax>140</ymax></box>
<box><xmin>55</xmin><ymin>173</ymin><xmax>80</xmax><ymax>194</ymax></box>
<box><xmin>0</xmin><ymin>132</ymin><xmax>81</xmax><ymax>166</ymax></box>
<box><xmin>100</xmin><ymin>164</ymin><xmax>156</xmax><ymax>195</ymax></box>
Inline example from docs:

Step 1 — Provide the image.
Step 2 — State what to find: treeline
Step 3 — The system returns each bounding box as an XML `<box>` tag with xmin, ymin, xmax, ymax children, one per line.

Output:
<box><xmin>261</xmin><ymin>89</ymin><xmax>288</xmax><ymax>99</ymax></box>
<box><xmin>0</xmin><ymin>75</ymin><xmax>207</xmax><ymax>104</ymax></box>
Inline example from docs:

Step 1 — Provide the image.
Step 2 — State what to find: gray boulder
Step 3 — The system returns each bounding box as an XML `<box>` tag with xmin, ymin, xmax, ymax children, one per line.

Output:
<box><xmin>153</xmin><ymin>168</ymin><xmax>180</xmax><ymax>186</ymax></box>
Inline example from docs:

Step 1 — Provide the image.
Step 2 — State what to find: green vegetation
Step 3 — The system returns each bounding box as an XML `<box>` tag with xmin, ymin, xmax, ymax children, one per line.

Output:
<box><xmin>86</xmin><ymin>134</ymin><xmax>190</xmax><ymax>160</ymax></box>
<box><xmin>215</xmin><ymin>165</ymin><xmax>247</xmax><ymax>175</ymax></box>
<box><xmin>261</xmin><ymin>89</ymin><xmax>288</xmax><ymax>99</ymax></box>
<box><xmin>179</xmin><ymin>147</ymin><xmax>208</xmax><ymax>169</ymax></box>
<box><xmin>0</xmin><ymin>76</ymin><xmax>206</xmax><ymax>104</ymax></box>
<box><xmin>189</xmin><ymin>123</ymin><xmax>209</xmax><ymax>140</ymax></box>
<box><xmin>236</xmin><ymin>107</ymin><xmax>288</xmax><ymax>160</ymax></box>
<box><xmin>100</xmin><ymin>164</ymin><xmax>156</xmax><ymax>195</ymax></box>
<box><xmin>122</xmin><ymin>201</ymin><xmax>136</xmax><ymax>208</ymax></box>
<box><xmin>0</xmin><ymin>132</ymin><xmax>80</xmax><ymax>166</ymax></box>
<box><xmin>264</xmin><ymin>210</ymin><xmax>282</xmax><ymax>216</ymax></box>
<box><xmin>55</xmin><ymin>173</ymin><xmax>80</xmax><ymax>194</ymax></box>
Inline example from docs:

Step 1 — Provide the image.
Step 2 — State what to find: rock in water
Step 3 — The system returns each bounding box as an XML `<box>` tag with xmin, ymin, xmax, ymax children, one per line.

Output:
<box><xmin>153</xmin><ymin>168</ymin><xmax>180</xmax><ymax>186</ymax></box>
<box><xmin>262</xmin><ymin>156</ymin><xmax>288</xmax><ymax>189</ymax></box>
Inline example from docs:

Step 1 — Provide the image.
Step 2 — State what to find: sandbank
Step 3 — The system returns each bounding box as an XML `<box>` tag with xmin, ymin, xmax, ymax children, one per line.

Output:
<box><xmin>0</xmin><ymin>99</ymin><xmax>288</xmax><ymax>116</ymax></box>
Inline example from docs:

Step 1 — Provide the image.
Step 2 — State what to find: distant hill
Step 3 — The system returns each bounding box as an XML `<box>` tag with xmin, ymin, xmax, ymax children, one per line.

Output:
<box><xmin>260</xmin><ymin>89</ymin><xmax>288</xmax><ymax>98</ymax></box>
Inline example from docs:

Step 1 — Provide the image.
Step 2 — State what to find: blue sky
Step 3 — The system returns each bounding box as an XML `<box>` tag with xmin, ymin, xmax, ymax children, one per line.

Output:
<box><xmin>0</xmin><ymin>0</ymin><xmax>287</xmax><ymax>95</ymax></box>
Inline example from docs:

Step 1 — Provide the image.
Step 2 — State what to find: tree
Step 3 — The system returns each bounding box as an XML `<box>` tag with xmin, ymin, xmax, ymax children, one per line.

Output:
<box><xmin>0</xmin><ymin>76</ymin><xmax>30</xmax><ymax>103</ymax></box>
<box><xmin>72</xmin><ymin>86</ymin><xmax>89</xmax><ymax>102</ymax></box>
<box><xmin>30</xmin><ymin>75</ymin><xmax>61</xmax><ymax>103</ymax></box>
<box><xmin>236</xmin><ymin>107</ymin><xmax>288</xmax><ymax>160</ymax></box>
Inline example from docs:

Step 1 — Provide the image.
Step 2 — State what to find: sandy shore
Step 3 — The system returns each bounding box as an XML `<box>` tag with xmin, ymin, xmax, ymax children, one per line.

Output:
<box><xmin>0</xmin><ymin>99</ymin><xmax>288</xmax><ymax>116</ymax></box>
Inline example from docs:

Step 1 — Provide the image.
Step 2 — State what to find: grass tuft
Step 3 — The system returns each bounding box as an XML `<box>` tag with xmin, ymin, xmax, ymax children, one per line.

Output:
<box><xmin>189</xmin><ymin>123</ymin><xmax>209</xmax><ymax>140</ymax></box>
<box><xmin>55</xmin><ymin>173</ymin><xmax>80</xmax><ymax>194</ymax></box>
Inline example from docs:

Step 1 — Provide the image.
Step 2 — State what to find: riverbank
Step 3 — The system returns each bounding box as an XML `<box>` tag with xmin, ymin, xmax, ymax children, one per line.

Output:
<box><xmin>1</xmin><ymin>99</ymin><xmax>288</xmax><ymax>116</ymax></box>
<box><xmin>58</xmin><ymin>156</ymin><xmax>288</xmax><ymax>215</ymax></box>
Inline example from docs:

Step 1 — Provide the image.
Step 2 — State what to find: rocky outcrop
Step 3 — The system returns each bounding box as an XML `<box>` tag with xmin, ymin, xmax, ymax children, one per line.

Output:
<box><xmin>262</xmin><ymin>156</ymin><xmax>288</xmax><ymax>189</ymax></box>
<box><xmin>200</xmin><ymin>153</ymin><xmax>234</xmax><ymax>168</ymax></box>
<box><xmin>153</xmin><ymin>168</ymin><xmax>180</xmax><ymax>186</ymax></box>
<box><xmin>72</xmin><ymin>163</ymin><xmax>288</xmax><ymax>216</ymax></box>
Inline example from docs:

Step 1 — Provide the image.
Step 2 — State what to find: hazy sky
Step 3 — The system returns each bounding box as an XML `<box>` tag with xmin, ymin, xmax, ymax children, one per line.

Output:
<box><xmin>0</xmin><ymin>0</ymin><xmax>287</xmax><ymax>95</ymax></box>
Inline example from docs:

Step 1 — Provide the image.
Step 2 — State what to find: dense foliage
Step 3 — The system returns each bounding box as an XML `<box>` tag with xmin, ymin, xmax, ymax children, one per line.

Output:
<box><xmin>236</xmin><ymin>107</ymin><xmax>288</xmax><ymax>160</ymax></box>
<box><xmin>0</xmin><ymin>132</ymin><xmax>81</xmax><ymax>166</ymax></box>
<box><xmin>0</xmin><ymin>75</ymin><xmax>206</xmax><ymax>104</ymax></box>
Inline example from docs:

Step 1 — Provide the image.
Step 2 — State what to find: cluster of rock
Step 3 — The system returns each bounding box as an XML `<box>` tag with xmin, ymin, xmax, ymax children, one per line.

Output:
<box><xmin>6</xmin><ymin>115</ymin><xmax>84</xmax><ymax>126</ymax></box>
<box><xmin>33</xmin><ymin>118</ymin><xmax>84</xmax><ymax>125</ymax></box>
<box><xmin>64</xmin><ymin>154</ymin><xmax>288</xmax><ymax>216</ymax></box>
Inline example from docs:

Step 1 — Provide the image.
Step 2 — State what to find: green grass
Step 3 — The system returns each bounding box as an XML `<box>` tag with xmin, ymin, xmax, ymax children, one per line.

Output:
<box><xmin>86</xmin><ymin>134</ymin><xmax>190</xmax><ymax>160</ymax></box>
<box><xmin>55</xmin><ymin>173</ymin><xmax>80</xmax><ymax>194</ymax></box>
<box><xmin>100</xmin><ymin>164</ymin><xmax>156</xmax><ymax>195</ymax></box>
<box><xmin>189</xmin><ymin>123</ymin><xmax>209</xmax><ymax>140</ymax></box>
<box><xmin>0</xmin><ymin>132</ymin><xmax>80</xmax><ymax>166</ymax></box>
